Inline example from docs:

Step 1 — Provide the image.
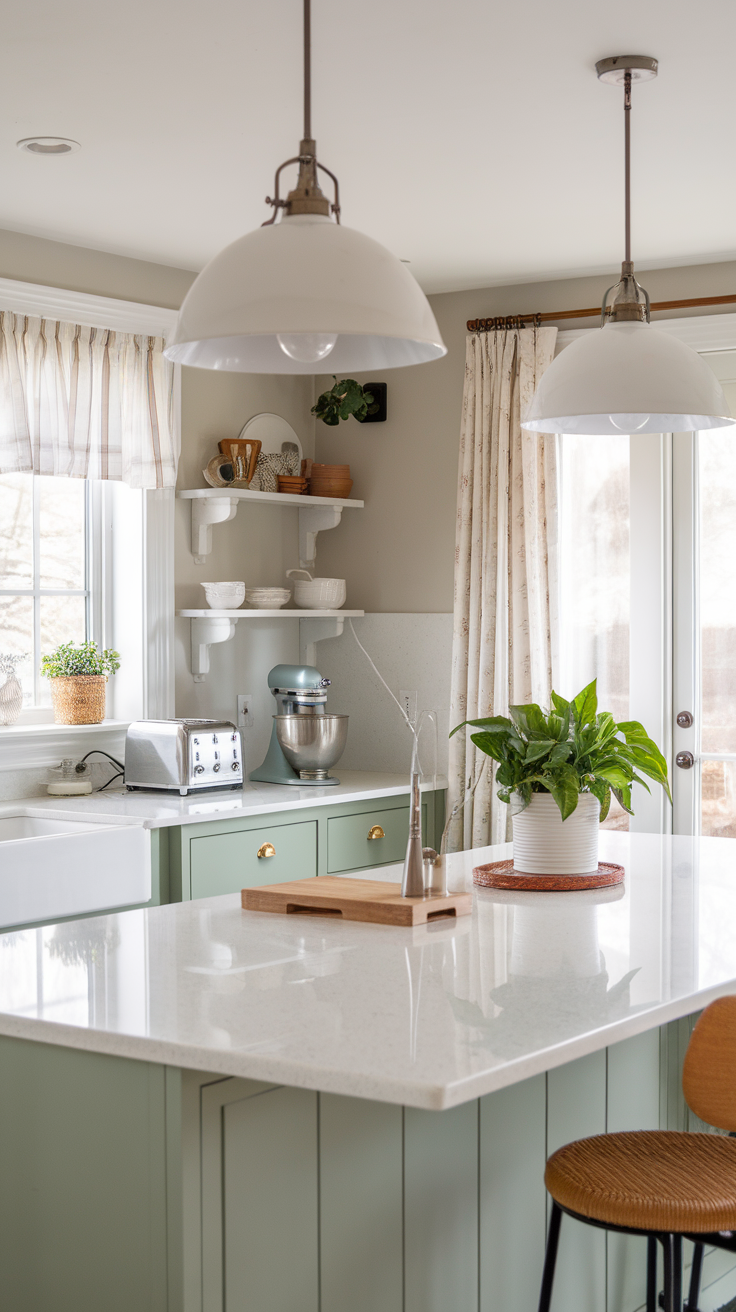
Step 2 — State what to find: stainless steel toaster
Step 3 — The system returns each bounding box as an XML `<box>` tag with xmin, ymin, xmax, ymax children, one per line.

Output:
<box><xmin>124</xmin><ymin>719</ymin><xmax>243</xmax><ymax>795</ymax></box>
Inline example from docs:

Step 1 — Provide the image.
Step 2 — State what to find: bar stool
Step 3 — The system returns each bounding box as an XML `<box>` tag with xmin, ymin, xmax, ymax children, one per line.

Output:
<box><xmin>538</xmin><ymin>997</ymin><xmax>736</xmax><ymax>1312</ymax></box>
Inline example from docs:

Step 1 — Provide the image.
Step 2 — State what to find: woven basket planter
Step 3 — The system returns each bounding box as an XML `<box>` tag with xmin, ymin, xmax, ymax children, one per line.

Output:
<box><xmin>50</xmin><ymin>676</ymin><xmax>107</xmax><ymax>725</ymax></box>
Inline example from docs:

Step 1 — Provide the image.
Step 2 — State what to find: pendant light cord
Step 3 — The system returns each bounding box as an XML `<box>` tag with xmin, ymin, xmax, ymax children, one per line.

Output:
<box><xmin>304</xmin><ymin>0</ymin><xmax>311</xmax><ymax>140</ymax></box>
<box><xmin>624</xmin><ymin>70</ymin><xmax>632</xmax><ymax>265</ymax></box>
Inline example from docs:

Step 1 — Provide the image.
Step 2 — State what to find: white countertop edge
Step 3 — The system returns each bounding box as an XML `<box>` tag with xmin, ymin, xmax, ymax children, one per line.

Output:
<box><xmin>1</xmin><ymin>978</ymin><xmax>731</xmax><ymax>1111</ymax></box>
<box><xmin>5</xmin><ymin>773</ymin><xmax>448</xmax><ymax>829</ymax></box>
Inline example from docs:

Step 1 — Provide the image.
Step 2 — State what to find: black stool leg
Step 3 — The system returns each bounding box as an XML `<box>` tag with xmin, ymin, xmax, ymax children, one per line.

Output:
<box><xmin>673</xmin><ymin>1235</ymin><xmax>683</xmax><ymax>1312</ymax></box>
<box><xmin>538</xmin><ymin>1203</ymin><xmax>563</xmax><ymax>1312</ymax></box>
<box><xmin>647</xmin><ymin>1235</ymin><xmax>657</xmax><ymax>1312</ymax></box>
<box><xmin>685</xmin><ymin>1241</ymin><xmax>704</xmax><ymax>1312</ymax></box>
<box><xmin>661</xmin><ymin>1235</ymin><xmax>674</xmax><ymax>1312</ymax></box>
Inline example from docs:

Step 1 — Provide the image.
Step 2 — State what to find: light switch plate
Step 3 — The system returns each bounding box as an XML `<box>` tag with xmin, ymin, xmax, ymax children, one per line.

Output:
<box><xmin>400</xmin><ymin>689</ymin><xmax>417</xmax><ymax>726</ymax></box>
<box><xmin>237</xmin><ymin>695</ymin><xmax>254</xmax><ymax>729</ymax></box>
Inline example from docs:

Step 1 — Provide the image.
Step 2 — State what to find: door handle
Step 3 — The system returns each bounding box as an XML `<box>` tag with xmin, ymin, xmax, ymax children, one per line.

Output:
<box><xmin>676</xmin><ymin>751</ymin><xmax>695</xmax><ymax>770</ymax></box>
<box><xmin>257</xmin><ymin>842</ymin><xmax>276</xmax><ymax>858</ymax></box>
<box><xmin>367</xmin><ymin>825</ymin><xmax>385</xmax><ymax>840</ymax></box>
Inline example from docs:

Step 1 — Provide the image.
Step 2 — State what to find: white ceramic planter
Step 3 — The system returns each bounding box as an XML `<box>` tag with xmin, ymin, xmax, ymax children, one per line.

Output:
<box><xmin>511</xmin><ymin>791</ymin><xmax>600</xmax><ymax>875</ymax></box>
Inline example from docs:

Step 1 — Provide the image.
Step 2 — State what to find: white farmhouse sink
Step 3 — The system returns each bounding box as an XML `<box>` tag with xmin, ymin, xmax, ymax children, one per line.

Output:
<box><xmin>0</xmin><ymin>812</ymin><xmax>150</xmax><ymax>929</ymax></box>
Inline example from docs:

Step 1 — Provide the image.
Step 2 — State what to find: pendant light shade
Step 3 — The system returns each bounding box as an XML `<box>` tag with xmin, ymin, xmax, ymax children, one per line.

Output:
<box><xmin>165</xmin><ymin>0</ymin><xmax>445</xmax><ymax>374</ymax></box>
<box><xmin>522</xmin><ymin>55</ymin><xmax>735</xmax><ymax>436</ymax></box>
<box><xmin>522</xmin><ymin>320</ymin><xmax>734</xmax><ymax>435</ymax></box>
<box><xmin>165</xmin><ymin>215</ymin><xmax>445</xmax><ymax>373</ymax></box>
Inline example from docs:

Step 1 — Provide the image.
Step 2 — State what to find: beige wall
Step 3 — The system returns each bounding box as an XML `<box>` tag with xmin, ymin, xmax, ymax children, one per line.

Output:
<box><xmin>314</xmin><ymin>258</ymin><xmax>736</xmax><ymax>615</ymax></box>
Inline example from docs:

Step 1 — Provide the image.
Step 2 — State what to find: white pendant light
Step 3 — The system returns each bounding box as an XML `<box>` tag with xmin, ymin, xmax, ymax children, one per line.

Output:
<box><xmin>165</xmin><ymin>1</ymin><xmax>446</xmax><ymax>374</ymax></box>
<box><xmin>522</xmin><ymin>56</ymin><xmax>735</xmax><ymax>436</ymax></box>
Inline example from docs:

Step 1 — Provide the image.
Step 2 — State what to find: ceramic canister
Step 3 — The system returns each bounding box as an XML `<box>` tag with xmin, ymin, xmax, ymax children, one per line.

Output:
<box><xmin>511</xmin><ymin>791</ymin><xmax>600</xmax><ymax>875</ymax></box>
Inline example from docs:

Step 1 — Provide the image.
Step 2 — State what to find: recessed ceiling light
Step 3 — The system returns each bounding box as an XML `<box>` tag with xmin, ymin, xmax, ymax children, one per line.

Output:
<box><xmin>16</xmin><ymin>137</ymin><xmax>80</xmax><ymax>155</ymax></box>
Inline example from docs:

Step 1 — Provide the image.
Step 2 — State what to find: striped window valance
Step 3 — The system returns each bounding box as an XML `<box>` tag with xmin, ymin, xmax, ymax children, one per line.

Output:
<box><xmin>0</xmin><ymin>313</ymin><xmax>177</xmax><ymax>489</ymax></box>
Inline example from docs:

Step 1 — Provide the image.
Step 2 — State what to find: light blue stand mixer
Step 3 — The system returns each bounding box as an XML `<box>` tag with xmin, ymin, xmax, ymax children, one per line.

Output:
<box><xmin>250</xmin><ymin>663</ymin><xmax>349</xmax><ymax>786</ymax></box>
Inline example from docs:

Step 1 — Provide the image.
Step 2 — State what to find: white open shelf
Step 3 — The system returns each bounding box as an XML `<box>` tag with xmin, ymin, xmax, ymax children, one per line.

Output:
<box><xmin>177</xmin><ymin>487</ymin><xmax>364</xmax><ymax>566</ymax></box>
<box><xmin>178</xmin><ymin>609</ymin><xmax>365</xmax><ymax>619</ymax></box>
<box><xmin>177</xmin><ymin>609</ymin><xmax>365</xmax><ymax>682</ymax></box>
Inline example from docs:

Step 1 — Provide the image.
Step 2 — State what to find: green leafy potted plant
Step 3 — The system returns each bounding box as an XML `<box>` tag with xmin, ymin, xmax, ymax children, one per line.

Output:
<box><xmin>311</xmin><ymin>378</ymin><xmax>378</xmax><ymax>426</ymax></box>
<box><xmin>451</xmin><ymin>680</ymin><xmax>671</xmax><ymax>875</ymax></box>
<box><xmin>41</xmin><ymin>641</ymin><xmax>121</xmax><ymax>726</ymax></box>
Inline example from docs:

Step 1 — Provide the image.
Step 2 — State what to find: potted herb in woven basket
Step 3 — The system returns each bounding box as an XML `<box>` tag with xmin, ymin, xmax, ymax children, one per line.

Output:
<box><xmin>452</xmin><ymin>680</ymin><xmax>671</xmax><ymax>875</ymax></box>
<box><xmin>41</xmin><ymin>642</ymin><xmax>121</xmax><ymax>726</ymax></box>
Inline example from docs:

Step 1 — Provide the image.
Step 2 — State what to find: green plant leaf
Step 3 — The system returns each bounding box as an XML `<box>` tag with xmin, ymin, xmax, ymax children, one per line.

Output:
<box><xmin>539</xmin><ymin>765</ymin><xmax>580</xmax><ymax>820</ymax></box>
<box><xmin>469</xmin><ymin>731</ymin><xmax>508</xmax><ymax>764</ymax></box>
<box><xmin>508</xmin><ymin>702</ymin><xmax>549</xmax><ymax>738</ymax></box>
<box><xmin>572</xmin><ymin>679</ymin><xmax>598</xmax><ymax>727</ymax></box>
<box><xmin>547</xmin><ymin>742</ymin><xmax>573</xmax><ymax>767</ymax></box>
<box><xmin>612</xmin><ymin>784</ymin><xmax>633</xmax><ymax>815</ymax></box>
<box><xmin>450</xmin><ymin>715</ymin><xmax>515</xmax><ymax>737</ymax></box>
<box><xmin>587</xmin><ymin>777</ymin><xmax>611</xmax><ymax>822</ymax></box>
<box><xmin>523</xmin><ymin>738</ymin><xmax>557</xmax><ymax>763</ymax></box>
<box><xmin>550</xmin><ymin>690</ymin><xmax>570</xmax><ymax>716</ymax></box>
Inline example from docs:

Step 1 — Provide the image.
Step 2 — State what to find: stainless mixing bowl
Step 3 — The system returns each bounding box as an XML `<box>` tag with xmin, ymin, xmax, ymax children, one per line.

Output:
<box><xmin>274</xmin><ymin>714</ymin><xmax>349</xmax><ymax>781</ymax></box>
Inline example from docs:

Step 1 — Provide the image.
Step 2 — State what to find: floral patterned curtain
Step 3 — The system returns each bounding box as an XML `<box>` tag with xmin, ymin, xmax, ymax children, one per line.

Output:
<box><xmin>447</xmin><ymin>326</ymin><xmax>558</xmax><ymax>851</ymax></box>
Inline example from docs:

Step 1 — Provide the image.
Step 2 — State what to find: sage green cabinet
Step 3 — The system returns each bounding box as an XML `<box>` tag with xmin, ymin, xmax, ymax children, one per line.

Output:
<box><xmin>327</xmin><ymin>802</ymin><xmax>421</xmax><ymax>873</ymax></box>
<box><xmin>189</xmin><ymin>819</ymin><xmax>318</xmax><ymax>897</ymax></box>
<box><xmin>1</xmin><ymin>1016</ymin><xmax>735</xmax><ymax>1312</ymax></box>
<box><xmin>167</xmin><ymin>790</ymin><xmax>444</xmax><ymax>902</ymax></box>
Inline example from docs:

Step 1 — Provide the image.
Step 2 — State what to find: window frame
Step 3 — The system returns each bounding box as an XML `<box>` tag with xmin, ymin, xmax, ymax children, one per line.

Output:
<box><xmin>0</xmin><ymin>277</ymin><xmax>178</xmax><ymax>770</ymax></box>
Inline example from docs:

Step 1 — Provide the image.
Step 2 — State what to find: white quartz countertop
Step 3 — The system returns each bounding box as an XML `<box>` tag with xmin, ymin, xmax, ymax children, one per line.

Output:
<box><xmin>0</xmin><ymin>830</ymin><xmax>734</xmax><ymax>1110</ymax></box>
<box><xmin>2</xmin><ymin>771</ymin><xmax>446</xmax><ymax>830</ymax></box>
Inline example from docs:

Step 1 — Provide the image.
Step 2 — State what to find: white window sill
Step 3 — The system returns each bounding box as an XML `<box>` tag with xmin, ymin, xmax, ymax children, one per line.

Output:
<box><xmin>0</xmin><ymin>720</ymin><xmax>130</xmax><ymax>771</ymax></box>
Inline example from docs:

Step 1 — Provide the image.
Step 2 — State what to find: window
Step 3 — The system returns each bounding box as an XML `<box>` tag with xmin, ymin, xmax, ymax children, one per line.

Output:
<box><xmin>0</xmin><ymin>473</ymin><xmax>95</xmax><ymax>712</ymax></box>
<box><xmin>558</xmin><ymin>433</ymin><xmax>631</xmax><ymax>830</ymax></box>
<box><xmin>0</xmin><ymin>279</ymin><xmax>178</xmax><ymax>751</ymax></box>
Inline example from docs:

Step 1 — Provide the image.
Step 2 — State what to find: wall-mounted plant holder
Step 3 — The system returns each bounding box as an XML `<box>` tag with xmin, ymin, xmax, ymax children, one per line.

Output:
<box><xmin>359</xmin><ymin>382</ymin><xmax>387</xmax><ymax>423</ymax></box>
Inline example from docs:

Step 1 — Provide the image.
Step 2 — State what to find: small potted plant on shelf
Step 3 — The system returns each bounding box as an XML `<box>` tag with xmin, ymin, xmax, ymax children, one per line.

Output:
<box><xmin>41</xmin><ymin>641</ymin><xmax>121</xmax><ymax>726</ymax></box>
<box><xmin>451</xmin><ymin>680</ymin><xmax>671</xmax><ymax>875</ymax></box>
<box><xmin>311</xmin><ymin>378</ymin><xmax>378</xmax><ymax>426</ymax></box>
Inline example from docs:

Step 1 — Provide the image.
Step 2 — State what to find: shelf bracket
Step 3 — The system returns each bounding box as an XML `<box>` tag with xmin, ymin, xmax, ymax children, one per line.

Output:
<box><xmin>299</xmin><ymin>616</ymin><xmax>347</xmax><ymax>668</ymax></box>
<box><xmin>191</xmin><ymin>617</ymin><xmax>239</xmax><ymax>682</ymax></box>
<box><xmin>191</xmin><ymin>497</ymin><xmax>239</xmax><ymax>565</ymax></box>
<box><xmin>298</xmin><ymin>505</ymin><xmax>342</xmax><ymax>570</ymax></box>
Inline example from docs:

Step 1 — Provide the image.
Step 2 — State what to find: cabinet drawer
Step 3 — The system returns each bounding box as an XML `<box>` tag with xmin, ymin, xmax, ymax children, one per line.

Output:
<box><xmin>327</xmin><ymin>805</ymin><xmax>418</xmax><ymax>873</ymax></box>
<box><xmin>189</xmin><ymin>820</ymin><xmax>317</xmax><ymax>898</ymax></box>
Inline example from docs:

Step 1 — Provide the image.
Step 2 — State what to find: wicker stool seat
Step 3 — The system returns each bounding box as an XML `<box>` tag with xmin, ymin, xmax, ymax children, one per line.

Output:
<box><xmin>546</xmin><ymin>1129</ymin><xmax>736</xmax><ymax>1233</ymax></box>
<box><xmin>538</xmin><ymin>999</ymin><xmax>736</xmax><ymax>1312</ymax></box>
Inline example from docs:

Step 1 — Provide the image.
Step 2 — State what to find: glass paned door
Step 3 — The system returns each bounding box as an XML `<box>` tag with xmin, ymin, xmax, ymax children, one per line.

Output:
<box><xmin>673</xmin><ymin>349</ymin><xmax>736</xmax><ymax>837</ymax></box>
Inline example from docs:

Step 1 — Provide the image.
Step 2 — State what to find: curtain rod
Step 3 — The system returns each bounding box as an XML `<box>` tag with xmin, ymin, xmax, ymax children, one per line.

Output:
<box><xmin>467</xmin><ymin>292</ymin><xmax>736</xmax><ymax>332</ymax></box>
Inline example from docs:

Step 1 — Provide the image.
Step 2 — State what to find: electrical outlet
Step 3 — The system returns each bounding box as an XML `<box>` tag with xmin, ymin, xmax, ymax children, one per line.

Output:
<box><xmin>237</xmin><ymin>695</ymin><xmax>254</xmax><ymax>730</ymax></box>
<box><xmin>400</xmin><ymin>689</ymin><xmax>417</xmax><ymax>726</ymax></box>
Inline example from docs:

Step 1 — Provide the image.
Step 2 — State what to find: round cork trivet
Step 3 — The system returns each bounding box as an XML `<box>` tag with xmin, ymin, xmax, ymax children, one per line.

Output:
<box><xmin>473</xmin><ymin>859</ymin><xmax>625</xmax><ymax>892</ymax></box>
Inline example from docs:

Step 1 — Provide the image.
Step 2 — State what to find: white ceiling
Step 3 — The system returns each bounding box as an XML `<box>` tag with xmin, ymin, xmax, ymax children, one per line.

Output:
<box><xmin>3</xmin><ymin>0</ymin><xmax>736</xmax><ymax>294</ymax></box>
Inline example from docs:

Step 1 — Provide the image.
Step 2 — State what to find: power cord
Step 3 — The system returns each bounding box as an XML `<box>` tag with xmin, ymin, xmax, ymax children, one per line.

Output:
<box><xmin>76</xmin><ymin>749</ymin><xmax>125</xmax><ymax>792</ymax></box>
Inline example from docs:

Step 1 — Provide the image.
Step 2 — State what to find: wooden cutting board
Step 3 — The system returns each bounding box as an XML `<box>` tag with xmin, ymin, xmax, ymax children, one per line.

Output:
<box><xmin>241</xmin><ymin>876</ymin><xmax>472</xmax><ymax>926</ymax></box>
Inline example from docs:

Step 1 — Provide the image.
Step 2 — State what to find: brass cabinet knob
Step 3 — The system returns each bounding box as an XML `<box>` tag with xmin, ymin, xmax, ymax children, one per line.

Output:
<box><xmin>257</xmin><ymin>842</ymin><xmax>276</xmax><ymax>859</ymax></box>
<box><xmin>367</xmin><ymin>825</ymin><xmax>385</xmax><ymax>840</ymax></box>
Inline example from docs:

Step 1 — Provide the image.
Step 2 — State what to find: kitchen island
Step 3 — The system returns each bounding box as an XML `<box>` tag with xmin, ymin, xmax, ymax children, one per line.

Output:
<box><xmin>1</xmin><ymin>830</ymin><xmax>735</xmax><ymax>1312</ymax></box>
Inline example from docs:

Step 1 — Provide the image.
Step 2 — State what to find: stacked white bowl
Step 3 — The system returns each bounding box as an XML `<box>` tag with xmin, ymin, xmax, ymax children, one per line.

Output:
<box><xmin>244</xmin><ymin>587</ymin><xmax>291</xmax><ymax>609</ymax></box>
<box><xmin>201</xmin><ymin>581</ymin><xmax>245</xmax><ymax>610</ymax></box>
